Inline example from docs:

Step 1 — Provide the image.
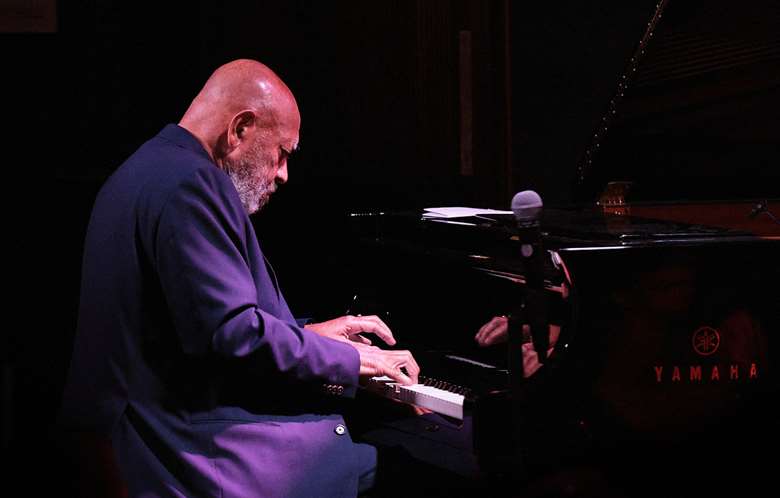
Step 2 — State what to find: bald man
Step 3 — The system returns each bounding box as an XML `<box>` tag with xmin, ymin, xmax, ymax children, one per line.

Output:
<box><xmin>61</xmin><ymin>59</ymin><xmax>418</xmax><ymax>498</ymax></box>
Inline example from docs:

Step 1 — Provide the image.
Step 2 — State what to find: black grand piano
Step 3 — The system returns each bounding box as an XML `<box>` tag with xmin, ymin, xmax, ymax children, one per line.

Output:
<box><xmin>343</xmin><ymin>1</ymin><xmax>780</xmax><ymax>496</ymax></box>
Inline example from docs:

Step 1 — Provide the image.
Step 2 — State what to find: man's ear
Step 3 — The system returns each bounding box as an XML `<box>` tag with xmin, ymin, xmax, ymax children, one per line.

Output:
<box><xmin>226</xmin><ymin>110</ymin><xmax>256</xmax><ymax>151</ymax></box>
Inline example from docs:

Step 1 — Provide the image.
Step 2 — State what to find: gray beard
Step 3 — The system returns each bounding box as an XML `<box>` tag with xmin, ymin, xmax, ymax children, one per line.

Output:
<box><xmin>223</xmin><ymin>144</ymin><xmax>275</xmax><ymax>215</ymax></box>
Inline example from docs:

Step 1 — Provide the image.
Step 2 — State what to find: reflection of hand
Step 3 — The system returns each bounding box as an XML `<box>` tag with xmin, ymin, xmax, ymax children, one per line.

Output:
<box><xmin>353</xmin><ymin>342</ymin><xmax>420</xmax><ymax>386</ymax></box>
<box><xmin>306</xmin><ymin>315</ymin><xmax>396</xmax><ymax>346</ymax></box>
<box><xmin>475</xmin><ymin>315</ymin><xmax>509</xmax><ymax>346</ymax></box>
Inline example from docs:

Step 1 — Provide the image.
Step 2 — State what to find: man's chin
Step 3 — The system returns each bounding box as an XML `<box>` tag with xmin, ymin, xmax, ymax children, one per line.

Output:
<box><xmin>248</xmin><ymin>195</ymin><xmax>272</xmax><ymax>215</ymax></box>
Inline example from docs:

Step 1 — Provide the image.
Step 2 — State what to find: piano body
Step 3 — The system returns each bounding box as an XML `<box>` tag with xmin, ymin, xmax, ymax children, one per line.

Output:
<box><xmin>344</xmin><ymin>1</ymin><xmax>780</xmax><ymax>496</ymax></box>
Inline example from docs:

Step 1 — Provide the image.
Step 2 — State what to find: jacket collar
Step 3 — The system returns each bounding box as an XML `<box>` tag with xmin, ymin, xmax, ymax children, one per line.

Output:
<box><xmin>157</xmin><ymin>124</ymin><xmax>213</xmax><ymax>162</ymax></box>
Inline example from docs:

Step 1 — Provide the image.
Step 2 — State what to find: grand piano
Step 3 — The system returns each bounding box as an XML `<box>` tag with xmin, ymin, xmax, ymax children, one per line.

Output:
<box><xmin>343</xmin><ymin>1</ymin><xmax>780</xmax><ymax>496</ymax></box>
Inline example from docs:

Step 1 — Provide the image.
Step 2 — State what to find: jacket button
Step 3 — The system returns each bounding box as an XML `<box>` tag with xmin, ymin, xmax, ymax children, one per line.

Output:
<box><xmin>334</xmin><ymin>424</ymin><xmax>346</xmax><ymax>435</ymax></box>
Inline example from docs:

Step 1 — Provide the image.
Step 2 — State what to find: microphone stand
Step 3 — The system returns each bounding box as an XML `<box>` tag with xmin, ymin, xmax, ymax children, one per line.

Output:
<box><xmin>506</xmin><ymin>191</ymin><xmax>551</xmax><ymax>488</ymax></box>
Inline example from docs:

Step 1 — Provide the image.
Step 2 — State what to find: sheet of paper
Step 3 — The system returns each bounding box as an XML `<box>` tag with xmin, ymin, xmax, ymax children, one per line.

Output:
<box><xmin>422</xmin><ymin>207</ymin><xmax>513</xmax><ymax>218</ymax></box>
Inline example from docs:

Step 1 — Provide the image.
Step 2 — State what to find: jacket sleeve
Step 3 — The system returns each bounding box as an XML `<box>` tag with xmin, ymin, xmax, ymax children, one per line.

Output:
<box><xmin>152</xmin><ymin>166</ymin><xmax>359</xmax><ymax>390</ymax></box>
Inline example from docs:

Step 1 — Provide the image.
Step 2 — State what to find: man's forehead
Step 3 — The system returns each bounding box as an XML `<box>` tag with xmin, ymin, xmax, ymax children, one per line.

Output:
<box><xmin>279</xmin><ymin>117</ymin><xmax>300</xmax><ymax>150</ymax></box>
<box><xmin>261</xmin><ymin>107</ymin><xmax>298</xmax><ymax>142</ymax></box>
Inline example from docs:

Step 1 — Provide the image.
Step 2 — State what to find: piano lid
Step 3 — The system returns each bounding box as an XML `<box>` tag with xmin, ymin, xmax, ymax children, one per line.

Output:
<box><xmin>511</xmin><ymin>0</ymin><xmax>780</xmax><ymax>205</ymax></box>
<box><xmin>573</xmin><ymin>0</ymin><xmax>780</xmax><ymax>203</ymax></box>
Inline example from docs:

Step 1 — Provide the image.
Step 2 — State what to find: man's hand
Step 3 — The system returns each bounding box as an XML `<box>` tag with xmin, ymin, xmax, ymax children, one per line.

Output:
<box><xmin>306</xmin><ymin>314</ymin><xmax>396</xmax><ymax>346</ymax></box>
<box><xmin>474</xmin><ymin>315</ymin><xmax>509</xmax><ymax>346</ymax></box>
<box><xmin>306</xmin><ymin>315</ymin><xmax>419</xmax><ymax>385</ymax></box>
<box><xmin>475</xmin><ymin>316</ymin><xmax>562</xmax><ymax>355</ymax></box>
<box><xmin>353</xmin><ymin>343</ymin><xmax>420</xmax><ymax>386</ymax></box>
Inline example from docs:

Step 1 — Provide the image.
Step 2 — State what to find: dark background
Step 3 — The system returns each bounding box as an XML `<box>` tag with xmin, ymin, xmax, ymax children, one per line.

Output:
<box><xmin>2</xmin><ymin>0</ymin><xmax>778</xmax><ymax>493</ymax></box>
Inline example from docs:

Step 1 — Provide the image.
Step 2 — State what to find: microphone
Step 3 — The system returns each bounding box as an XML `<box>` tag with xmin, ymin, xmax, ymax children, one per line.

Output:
<box><xmin>510</xmin><ymin>190</ymin><xmax>549</xmax><ymax>365</ymax></box>
<box><xmin>511</xmin><ymin>190</ymin><xmax>543</xmax><ymax>260</ymax></box>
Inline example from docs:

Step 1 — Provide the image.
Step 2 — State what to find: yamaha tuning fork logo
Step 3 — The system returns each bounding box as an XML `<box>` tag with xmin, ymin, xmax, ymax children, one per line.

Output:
<box><xmin>692</xmin><ymin>326</ymin><xmax>720</xmax><ymax>356</ymax></box>
<box><xmin>652</xmin><ymin>325</ymin><xmax>760</xmax><ymax>383</ymax></box>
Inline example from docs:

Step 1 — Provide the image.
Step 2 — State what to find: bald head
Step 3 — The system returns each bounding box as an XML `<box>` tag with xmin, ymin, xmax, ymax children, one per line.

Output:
<box><xmin>180</xmin><ymin>59</ymin><xmax>300</xmax><ymax>214</ymax></box>
<box><xmin>180</xmin><ymin>59</ymin><xmax>299</xmax><ymax>156</ymax></box>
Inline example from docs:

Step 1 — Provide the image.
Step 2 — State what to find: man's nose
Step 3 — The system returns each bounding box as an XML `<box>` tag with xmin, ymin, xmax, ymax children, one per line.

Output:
<box><xmin>276</xmin><ymin>163</ymin><xmax>288</xmax><ymax>184</ymax></box>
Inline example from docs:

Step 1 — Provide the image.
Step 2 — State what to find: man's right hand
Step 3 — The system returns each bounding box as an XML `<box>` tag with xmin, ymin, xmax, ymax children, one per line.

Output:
<box><xmin>352</xmin><ymin>343</ymin><xmax>420</xmax><ymax>385</ymax></box>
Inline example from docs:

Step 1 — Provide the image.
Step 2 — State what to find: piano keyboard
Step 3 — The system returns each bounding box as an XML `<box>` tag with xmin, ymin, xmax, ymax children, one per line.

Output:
<box><xmin>364</xmin><ymin>375</ymin><xmax>473</xmax><ymax>420</ymax></box>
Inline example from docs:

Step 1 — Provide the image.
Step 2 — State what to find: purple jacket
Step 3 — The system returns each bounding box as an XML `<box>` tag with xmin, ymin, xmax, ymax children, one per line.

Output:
<box><xmin>61</xmin><ymin>124</ymin><xmax>375</xmax><ymax>497</ymax></box>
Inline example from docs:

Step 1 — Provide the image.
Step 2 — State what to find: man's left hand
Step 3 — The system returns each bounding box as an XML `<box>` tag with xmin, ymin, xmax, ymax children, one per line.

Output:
<box><xmin>305</xmin><ymin>315</ymin><xmax>396</xmax><ymax>347</ymax></box>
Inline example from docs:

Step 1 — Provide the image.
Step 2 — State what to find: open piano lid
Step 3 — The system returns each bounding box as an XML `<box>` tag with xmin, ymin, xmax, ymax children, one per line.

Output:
<box><xmin>513</xmin><ymin>0</ymin><xmax>778</xmax><ymax>211</ymax></box>
<box><xmin>387</xmin><ymin>0</ymin><xmax>780</xmax><ymax>255</ymax></box>
<box><xmin>355</xmin><ymin>2</ymin><xmax>780</xmax><ymax>250</ymax></box>
<box><xmin>570</xmin><ymin>0</ymin><xmax>780</xmax><ymax>205</ymax></box>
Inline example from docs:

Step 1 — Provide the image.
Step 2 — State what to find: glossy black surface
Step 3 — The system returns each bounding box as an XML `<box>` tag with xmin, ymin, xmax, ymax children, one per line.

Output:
<box><xmin>348</xmin><ymin>208</ymin><xmax>779</xmax><ymax>496</ymax></box>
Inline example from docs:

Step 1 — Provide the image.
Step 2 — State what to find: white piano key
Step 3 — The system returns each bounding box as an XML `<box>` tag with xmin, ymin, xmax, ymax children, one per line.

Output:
<box><xmin>365</xmin><ymin>376</ymin><xmax>466</xmax><ymax>420</ymax></box>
